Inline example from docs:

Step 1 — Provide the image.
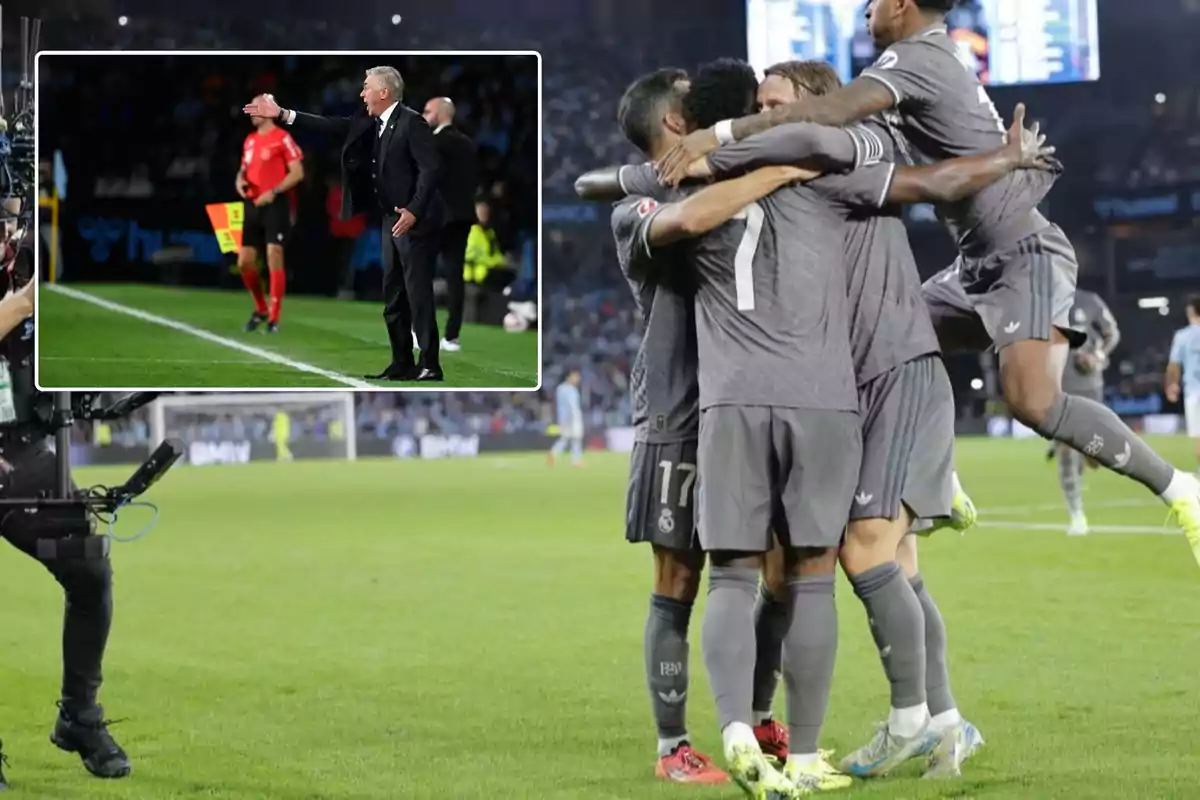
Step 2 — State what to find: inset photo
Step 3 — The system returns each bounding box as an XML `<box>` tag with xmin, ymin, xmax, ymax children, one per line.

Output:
<box><xmin>35</xmin><ymin>50</ymin><xmax>541</xmax><ymax>390</ymax></box>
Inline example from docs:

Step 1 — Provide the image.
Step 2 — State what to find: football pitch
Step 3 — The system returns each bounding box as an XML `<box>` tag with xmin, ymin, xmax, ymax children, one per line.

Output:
<box><xmin>3</xmin><ymin>436</ymin><xmax>1200</xmax><ymax>799</ymax></box>
<box><xmin>36</xmin><ymin>284</ymin><xmax>539</xmax><ymax>390</ymax></box>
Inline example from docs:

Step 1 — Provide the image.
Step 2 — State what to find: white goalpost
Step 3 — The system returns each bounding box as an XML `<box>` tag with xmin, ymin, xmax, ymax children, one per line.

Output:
<box><xmin>149</xmin><ymin>392</ymin><xmax>358</xmax><ymax>464</ymax></box>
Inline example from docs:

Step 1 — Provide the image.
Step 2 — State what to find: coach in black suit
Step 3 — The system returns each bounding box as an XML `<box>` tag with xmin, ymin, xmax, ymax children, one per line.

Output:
<box><xmin>421</xmin><ymin>97</ymin><xmax>479</xmax><ymax>350</ymax></box>
<box><xmin>244</xmin><ymin>68</ymin><xmax>444</xmax><ymax>381</ymax></box>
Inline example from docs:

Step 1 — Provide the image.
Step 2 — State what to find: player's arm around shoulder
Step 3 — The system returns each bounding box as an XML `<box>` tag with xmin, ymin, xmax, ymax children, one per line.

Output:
<box><xmin>884</xmin><ymin>104</ymin><xmax>1056</xmax><ymax>204</ymax></box>
<box><xmin>650</xmin><ymin>165</ymin><xmax>809</xmax><ymax>244</ymax></box>
<box><xmin>656</xmin><ymin>80</ymin><xmax>891</xmax><ymax>185</ymax></box>
<box><xmin>730</xmin><ymin>77</ymin><xmax>895</xmax><ymax>141</ymax></box>
<box><xmin>703</xmin><ymin>123</ymin><xmax>860</xmax><ymax>181</ymax></box>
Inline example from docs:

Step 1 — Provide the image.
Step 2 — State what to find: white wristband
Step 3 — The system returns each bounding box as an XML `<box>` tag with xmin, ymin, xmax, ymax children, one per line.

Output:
<box><xmin>714</xmin><ymin>119</ymin><xmax>735</xmax><ymax>145</ymax></box>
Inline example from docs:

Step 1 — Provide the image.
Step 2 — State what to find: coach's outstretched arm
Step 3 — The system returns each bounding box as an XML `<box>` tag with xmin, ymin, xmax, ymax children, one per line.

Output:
<box><xmin>884</xmin><ymin>104</ymin><xmax>1057</xmax><ymax>204</ymax></box>
<box><xmin>242</xmin><ymin>94</ymin><xmax>352</xmax><ymax>138</ymax></box>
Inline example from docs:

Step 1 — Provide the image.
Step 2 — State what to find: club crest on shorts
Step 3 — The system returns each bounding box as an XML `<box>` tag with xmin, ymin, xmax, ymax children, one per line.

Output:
<box><xmin>636</xmin><ymin>198</ymin><xmax>658</xmax><ymax>217</ymax></box>
<box><xmin>657</xmin><ymin>507</ymin><xmax>675</xmax><ymax>534</ymax></box>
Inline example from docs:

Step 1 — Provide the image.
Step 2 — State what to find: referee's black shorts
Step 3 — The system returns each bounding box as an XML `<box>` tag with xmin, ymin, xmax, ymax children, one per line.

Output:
<box><xmin>243</xmin><ymin>194</ymin><xmax>294</xmax><ymax>250</ymax></box>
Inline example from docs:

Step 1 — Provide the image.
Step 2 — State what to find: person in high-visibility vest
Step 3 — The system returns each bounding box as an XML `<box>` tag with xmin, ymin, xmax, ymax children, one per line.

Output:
<box><xmin>273</xmin><ymin>409</ymin><xmax>293</xmax><ymax>462</ymax></box>
<box><xmin>464</xmin><ymin>200</ymin><xmax>509</xmax><ymax>285</ymax></box>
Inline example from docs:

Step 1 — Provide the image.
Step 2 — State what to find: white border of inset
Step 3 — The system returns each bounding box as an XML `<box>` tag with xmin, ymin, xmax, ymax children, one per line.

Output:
<box><xmin>33</xmin><ymin>49</ymin><xmax>543</xmax><ymax>393</ymax></box>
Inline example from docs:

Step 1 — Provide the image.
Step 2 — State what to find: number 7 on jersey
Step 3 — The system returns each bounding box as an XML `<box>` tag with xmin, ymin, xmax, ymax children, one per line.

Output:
<box><xmin>732</xmin><ymin>203</ymin><xmax>765</xmax><ymax>311</ymax></box>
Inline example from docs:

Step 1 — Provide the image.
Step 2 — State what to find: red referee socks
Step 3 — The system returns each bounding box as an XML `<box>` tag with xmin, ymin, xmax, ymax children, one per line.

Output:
<box><xmin>268</xmin><ymin>268</ymin><xmax>286</xmax><ymax>324</ymax></box>
<box><xmin>241</xmin><ymin>266</ymin><xmax>268</xmax><ymax>316</ymax></box>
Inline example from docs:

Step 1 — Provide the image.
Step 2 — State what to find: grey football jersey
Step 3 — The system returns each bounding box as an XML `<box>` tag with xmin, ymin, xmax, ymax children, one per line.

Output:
<box><xmin>859</xmin><ymin>24</ymin><xmax>1060</xmax><ymax>256</ymax></box>
<box><xmin>618</xmin><ymin>162</ymin><xmax>857</xmax><ymax>411</ymax></box>
<box><xmin>610</xmin><ymin>178</ymin><xmax>700</xmax><ymax>443</ymax></box>
<box><xmin>1061</xmin><ymin>289</ymin><xmax>1120</xmax><ymax>392</ymax></box>
<box><xmin>706</xmin><ymin>120</ymin><xmax>939</xmax><ymax>385</ymax></box>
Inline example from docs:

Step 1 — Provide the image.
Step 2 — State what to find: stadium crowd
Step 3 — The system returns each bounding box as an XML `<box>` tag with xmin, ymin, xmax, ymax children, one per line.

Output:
<box><xmin>28</xmin><ymin>10</ymin><xmax>1200</xmax><ymax>437</ymax></box>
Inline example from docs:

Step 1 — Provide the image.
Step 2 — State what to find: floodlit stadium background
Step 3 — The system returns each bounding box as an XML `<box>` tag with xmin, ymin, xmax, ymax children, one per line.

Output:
<box><xmin>20</xmin><ymin>1</ymin><xmax>1200</xmax><ymax>797</ymax></box>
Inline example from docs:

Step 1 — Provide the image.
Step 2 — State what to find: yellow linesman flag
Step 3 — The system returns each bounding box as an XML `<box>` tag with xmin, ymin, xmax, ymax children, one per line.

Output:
<box><xmin>205</xmin><ymin>202</ymin><xmax>246</xmax><ymax>254</ymax></box>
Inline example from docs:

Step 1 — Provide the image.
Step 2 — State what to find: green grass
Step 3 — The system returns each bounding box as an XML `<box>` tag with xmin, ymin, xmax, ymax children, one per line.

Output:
<box><xmin>3</xmin><ymin>435</ymin><xmax>1200</xmax><ymax>798</ymax></box>
<box><xmin>36</xmin><ymin>284</ymin><xmax>539</xmax><ymax>390</ymax></box>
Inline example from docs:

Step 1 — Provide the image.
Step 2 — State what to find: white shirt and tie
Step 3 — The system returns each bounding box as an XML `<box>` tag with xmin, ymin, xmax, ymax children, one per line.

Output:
<box><xmin>376</xmin><ymin>101</ymin><xmax>399</xmax><ymax>135</ymax></box>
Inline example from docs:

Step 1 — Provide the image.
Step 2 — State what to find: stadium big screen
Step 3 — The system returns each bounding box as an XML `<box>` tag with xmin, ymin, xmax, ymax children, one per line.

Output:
<box><xmin>746</xmin><ymin>0</ymin><xmax>1101</xmax><ymax>87</ymax></box>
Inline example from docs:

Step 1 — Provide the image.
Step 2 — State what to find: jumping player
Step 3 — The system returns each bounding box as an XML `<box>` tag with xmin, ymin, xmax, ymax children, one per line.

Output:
<box><xmin>237</xmin><ymin>93</ymin><xmax>304</xmax><ymax>334</ymax></box>
<box><xmin>657</xmin><ymin>0</ymin><xmax>1200</xmax><ymax>566</ymax></box>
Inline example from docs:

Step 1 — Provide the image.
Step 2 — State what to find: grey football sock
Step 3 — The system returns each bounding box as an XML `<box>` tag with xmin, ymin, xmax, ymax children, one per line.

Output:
<box><xmin>1056</xmin><ymin>447</ymin><xmax>1084</xmax><ymax>516</ymax></box>
<box><xmin>702</xmin><ymin>567</ymin><xmax>759</xmax><ymax>731</ymax></box>
<box><xmin>782</xmin><ymin>574</ymin><xmax>838</xmax><ymax>755</ymax></box>
<box><xmin>751</xmin><ymin>584</ymin><xmax>789</xmax><ymax>718</ymax></box>
<box><xmin>645</xmin><ymin>594</ymin><xmax>693</xmax><ymax>741</ymax></box>
<box><xmin>1037</xmin><ymin>393</ymin><xmax>1173</xmax><ymax>494</ymax></box>
<box><xmin>910</xmin><ymin>574</ymin><xmax>956</xmax><ymax>717</ymax></box>
<box><xmin>848</xmin><ymin>562</ymin><xmax>926</xmax><ymax>710</ymax></box>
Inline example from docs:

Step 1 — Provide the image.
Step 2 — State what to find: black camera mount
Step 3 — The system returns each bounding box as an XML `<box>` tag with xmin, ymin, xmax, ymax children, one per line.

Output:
<box><xmin>0</xmin><ymin>10</ymin><xmax>36</xmax><ymax>231</ymax></box>
<box><xmin>0</xmin><ymin>393</ymin><xmax>184</xmax><ymax>524</ymax></box>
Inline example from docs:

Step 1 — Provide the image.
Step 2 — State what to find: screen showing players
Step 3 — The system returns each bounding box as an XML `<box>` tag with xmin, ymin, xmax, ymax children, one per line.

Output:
<box><xmin>746</xmin><ymin>0</ymin><xmax>1100</xmax><ymax>87</ymax></box>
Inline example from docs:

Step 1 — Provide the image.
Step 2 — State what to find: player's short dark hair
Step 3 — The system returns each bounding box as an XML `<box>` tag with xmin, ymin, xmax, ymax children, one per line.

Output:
<box><xmin>915</xmin><ymin>0</ymin><xmax>957</xmax><ymax>11</ymax></box>
<box><xmin>1187</xmin><ymin>295</ymin><xmax>1200</xmax><ymax>317</ymax></box>
<box><xmin>683</xmin><ymin>58</ymin><xmax>760</xmax><ymax>131</ymax></box>
<box><xmin>617</xmin><ymin>68</ymin><xmax>690</xmax><ymax>155</ymax></box>
<box><xmin>763</xmin><ymin>60</ymin><xmax>843</xmax><ymax>98</ymax></box>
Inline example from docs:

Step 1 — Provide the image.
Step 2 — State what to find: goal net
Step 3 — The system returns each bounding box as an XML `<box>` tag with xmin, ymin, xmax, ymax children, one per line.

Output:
<box><xmin>148</xmin><ymin>392</ymin><xmax>357</xmax><ymax>466</ymax></box>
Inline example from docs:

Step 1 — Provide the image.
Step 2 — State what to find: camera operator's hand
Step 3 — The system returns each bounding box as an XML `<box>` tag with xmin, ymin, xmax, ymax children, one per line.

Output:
<box><xmin>17</xmin><ymin>278</ymin><xmax>34</xmax><ymax>312</ymax></box>
<box><xmin>0</xmin><ymin>277</ymin><xmax>34</xmax><ymax>340</ymax></box>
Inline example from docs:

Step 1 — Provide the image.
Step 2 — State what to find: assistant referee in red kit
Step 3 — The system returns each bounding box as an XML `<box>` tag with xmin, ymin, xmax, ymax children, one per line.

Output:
<box><xmin>235</xmin><ymin>93</ymin><xmax>305</xmax><ymax>333</ymax></box>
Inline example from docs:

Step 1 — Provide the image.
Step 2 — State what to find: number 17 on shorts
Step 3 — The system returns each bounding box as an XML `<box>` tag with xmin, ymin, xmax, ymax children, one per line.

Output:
<box><xmin>624</xmin><ymin>440</ymin><xmax>700</xmax><ymax>550</ymax></box>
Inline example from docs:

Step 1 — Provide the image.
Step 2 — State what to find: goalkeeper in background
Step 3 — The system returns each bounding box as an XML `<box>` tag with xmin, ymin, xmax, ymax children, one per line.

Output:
<box><xmin>548</xmin><ymin>370</ymin><xmax>584</xmax><ymax>467</ymax></box>
<box><xmin>1047</xmin><ymin>289</ymin><xmax>1120</xmax><ymax>536</ymax></box>
<box><xmin>236</xmin><ymin>94</ymin><xmax>305</xmax><ymax>334</ymax></box>
<box><xmin>273</xmin><ymin>409</ymin><xmax>293</xmax><ymax>461</ymax></box>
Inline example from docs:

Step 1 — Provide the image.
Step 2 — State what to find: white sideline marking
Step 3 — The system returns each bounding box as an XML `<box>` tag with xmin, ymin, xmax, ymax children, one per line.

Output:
<box><xmin>978</xmin><ymin>498</ymin><xmax>1156</xmax><ymax>516</ymax></box>
<box><xmin>41</xmin><ymin>356</ymin><xmax>264</xmax><ymax>365</ymax></box>
<box><xmin>979</xmin><ymin>520</ymin><xmax>1175</xmax><ymax>535</ymax></box>
<box><xmin>44</xmin><ymin>284</ymin><xmax>374</xmax><ymax>389</ymax></box>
